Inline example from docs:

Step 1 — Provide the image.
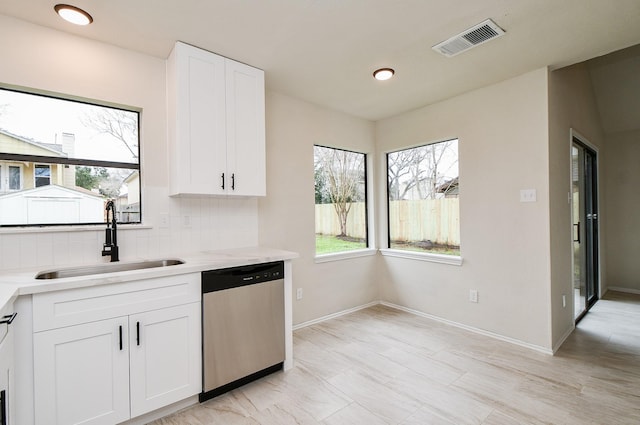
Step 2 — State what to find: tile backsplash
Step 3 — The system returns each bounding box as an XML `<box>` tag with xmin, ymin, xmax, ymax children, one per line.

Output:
<box><xmin>0</xmin><ymin>186</ymin><xmax>259</xmax><ymax>272</ymax></box>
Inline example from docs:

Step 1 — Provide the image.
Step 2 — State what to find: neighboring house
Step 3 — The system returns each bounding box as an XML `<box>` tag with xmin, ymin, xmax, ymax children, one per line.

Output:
<box><xmin>436</xmin><ymin>177</ymin><xmax>459</xmax><ymax>198</ymax></box>
<box><xmin>0</xmin><ymin>129</ymin><xmax>104</xmax><ymax>224</ymax></box>
<box><xmin>117</xmin><ymin>170</ymin><xmax>140</xmax><ymax>222</ymax></box>
<box><xmin>0</xmin><ymin>129</ymin><xmax>76</xmax><ymax>193</ymax></box>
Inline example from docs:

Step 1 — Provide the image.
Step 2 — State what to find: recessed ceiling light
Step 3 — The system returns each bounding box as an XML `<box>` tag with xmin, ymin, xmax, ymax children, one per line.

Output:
<box><xmin>373</xmin><ymin>68</ymin><xmax>395</xmax><ymax>81</ymax></box>
<box><xmin>54</xmin><ymin>4</ymin><xmax>93</xmax><ymax>26</ymax></box>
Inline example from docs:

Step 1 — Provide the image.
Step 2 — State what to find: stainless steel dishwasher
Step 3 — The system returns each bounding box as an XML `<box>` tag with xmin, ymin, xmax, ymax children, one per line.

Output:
<box><xmin>200</xmin><ymin>261</ymin><xmax>285</xmax><ymax>402</ymax></box>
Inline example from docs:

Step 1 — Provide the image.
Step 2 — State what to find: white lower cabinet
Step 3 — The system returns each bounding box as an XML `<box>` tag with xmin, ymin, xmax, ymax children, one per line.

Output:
<box><xmin>0</xmin><ymin>301</ymin><xmax>15</xmax><ymax>425</ymax></box>
<box><xmin>32</xmin><ymin>274</ymin><xmax>201</xmax><ymax>425</ymax></box>
<box><xmin>34</xmin><ymin>317</ymin><xmax>130</xmax><ymax>425</ymax></box>
<box><xmin>34</xmin><ymin>303</ymin><xmax>200</xmax><ymax>425</ymax></box>
<box><xmin>129</xmin><ymin>303</ymin><xmax>201</xmax><ymax>418</ymax></box>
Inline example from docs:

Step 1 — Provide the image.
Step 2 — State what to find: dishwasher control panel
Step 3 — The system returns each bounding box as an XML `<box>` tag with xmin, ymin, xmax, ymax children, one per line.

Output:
<box><xmin>202</xmin><ymin>261</ymin><xmax>284</xmax><ymax>293</ymax></box>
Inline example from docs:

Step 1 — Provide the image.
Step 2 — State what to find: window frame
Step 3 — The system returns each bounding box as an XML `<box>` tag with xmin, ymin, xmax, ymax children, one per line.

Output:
<box><xmin>313</xmin><ymin>144</ymin><xmax>375</xmax><ymax>262</ymax></box>
<box><xmin>34</xmin><ymin>163</ymin><xmax>51</xmax><ymax>187</ymax></box>
<box><xmin>0</xmin><ymin>162</ymin><xmax>24</xmax><ymax>192</ymax></box>
<box><xmin>0</xmin><ymin>86</ymin><xmax>142</xmax><ymax>228</ymax></box>
<box><xmin>383</xmin><ymin>138</ymin><xmax>463</xmax><ymax>266</ymax></box>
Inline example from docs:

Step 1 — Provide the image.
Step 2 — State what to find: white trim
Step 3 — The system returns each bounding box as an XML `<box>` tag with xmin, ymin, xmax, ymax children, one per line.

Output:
<box><xmin>381</xmin><ymin>301</ymin><xmax>553</xmax><ymax>355</ymax></box>
<box><xmin>607</xmin><ymin>286</ymin><xmax>640</xmax><ymax>295</ymax></box>
<box><xmin>314</xmin><ymin>248</ymin><xmax>377</xmax><ymax>263</ymax></box>
<box><xmin>0</xmin><ymin>224</ymin><xmax>152</xmax><ymax>234</ymax></box>
<box><xmin>292</xmin><ymin>299</ymin><xmax>552</xmax><ymax>355</ymax></box>
<box><xmin>380</xmin><ymin>248</ymin><xmax>463</xmax><ymax>266</ymax></box>
<box><xmin>552</xmin><ymin>324</ymin><xmax>575</xmax><ymax>354</ymax></box>
<box><xmin>292</xmin><ymin>301</ymin><xmax>379</xmax><ymax>330</ymax></box>
<box><xmin>121</xmin><ymin>396</ymin><xmax>198</xmax><ymax>425</ymax></box>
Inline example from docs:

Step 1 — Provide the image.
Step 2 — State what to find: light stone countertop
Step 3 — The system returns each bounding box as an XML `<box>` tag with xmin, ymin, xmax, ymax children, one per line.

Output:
<box><xmin>0</xmin><ymin>246</ymin><xmax>298</xmax><ymax>311</ymax></box>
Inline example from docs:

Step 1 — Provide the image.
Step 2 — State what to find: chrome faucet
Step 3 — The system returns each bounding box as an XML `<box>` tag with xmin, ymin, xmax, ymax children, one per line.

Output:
<box><xmin>102</xmin><ymin>200</ymin><xmax>119</xmax><ymax>262</ymax></box>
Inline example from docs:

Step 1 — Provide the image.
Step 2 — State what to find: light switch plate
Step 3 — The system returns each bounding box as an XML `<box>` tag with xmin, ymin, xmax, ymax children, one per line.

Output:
<box><xmin>520</xmin><ymin>189</ymin><xmax>537</xmax><ymax>202</ymax></box>
<box><xmin>158</xmin><ymin>213</ymin><xmax>170</xmax><ymax>228</ymax></box>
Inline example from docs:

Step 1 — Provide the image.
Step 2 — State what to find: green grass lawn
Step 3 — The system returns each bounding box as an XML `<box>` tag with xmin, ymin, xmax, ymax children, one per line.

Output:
<box><xmin>390</xmin><ymin>241</ymin><xmax>460</xmax><ymax>256</ymax></box>
<box><xmin>315</xmin><ymin>234</ymin><xmax>366</xmax><ymax>255</ymax></box>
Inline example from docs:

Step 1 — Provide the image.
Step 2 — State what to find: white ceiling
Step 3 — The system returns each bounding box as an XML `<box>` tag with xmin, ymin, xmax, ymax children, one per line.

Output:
<box><xmin>1</xmin><ymin>0</ymin><xmax>639</xmax><ymax>121</ymax></box>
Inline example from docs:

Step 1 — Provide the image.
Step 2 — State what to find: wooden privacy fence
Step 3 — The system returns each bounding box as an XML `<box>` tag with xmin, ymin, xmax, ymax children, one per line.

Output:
<box><xmin>315</xmin><ymin>198</ymin><xmax>460</xmax><ymax>246</ymax></box>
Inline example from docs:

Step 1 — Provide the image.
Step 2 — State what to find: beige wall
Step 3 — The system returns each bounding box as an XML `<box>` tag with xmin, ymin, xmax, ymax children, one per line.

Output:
<box><xmin>376</xmin><ymin>69</ymin><xmax>553</xmax><ymax>350</ymax></box>
<box><xmin>548</xmin><ymin>63</ymin><xmax>605</xmax><ymax>347</ymax></box>
<box><xmin>259</xmin><ymin>91</ymin><xmax>378</xmax><ymax>325</ymax></box>
<box><xmin>602</xmin><ymin>129</ymin><xmax>640</xmax><ymax>293</ymax></box>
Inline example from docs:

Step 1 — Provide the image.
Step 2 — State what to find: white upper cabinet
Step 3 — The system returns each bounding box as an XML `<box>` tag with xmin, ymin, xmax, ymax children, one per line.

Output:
<box><xmin>167</xmin><ymin>41</ymin><xmax>266</xmax><ymax>197</ymax></box>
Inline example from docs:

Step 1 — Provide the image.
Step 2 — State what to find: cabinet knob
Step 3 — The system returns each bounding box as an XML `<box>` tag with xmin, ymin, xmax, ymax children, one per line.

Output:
<box><xmin>221</xmin><ymin>173</ymin><xmax>225</xmax><ymax>190</ymax></box>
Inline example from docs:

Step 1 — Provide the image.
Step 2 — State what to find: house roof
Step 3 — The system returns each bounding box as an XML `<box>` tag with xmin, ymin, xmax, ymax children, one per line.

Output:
<box><xmin>0</xmin><ymin>184</ymin><xmax>103</xmax><ymax>200</ymax></box>
<box><xmin>0</xmin><ymin>128</ymin><xmax>67</xmax><ymax>157</ymax></box>
<box><xmin>436</xmin><ymin>177</ymin><xmax>459</xmax><ymax>194</ymax></box>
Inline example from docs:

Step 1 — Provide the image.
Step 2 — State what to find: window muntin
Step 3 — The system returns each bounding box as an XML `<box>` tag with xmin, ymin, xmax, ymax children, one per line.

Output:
<box><xmin>314</xmin><ymin>145</ymin><xmax>368</xmax><ymax>255</ymax></box>
<box><xmin>0</xmin><ymin>87</ymin><xmax>141</xmax><ymax>226</ymax></box>
<box><xmin>387</xmin><ymin>139</ymin><xmax>460</xmax><ymax>256</ymax></box>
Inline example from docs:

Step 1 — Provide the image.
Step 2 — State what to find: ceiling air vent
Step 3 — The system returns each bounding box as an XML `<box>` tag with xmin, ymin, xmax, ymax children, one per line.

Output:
<box><xmin>432</xmin><ymin>19</ymin><xmax>505</xmax><ymax>57</ymax></box>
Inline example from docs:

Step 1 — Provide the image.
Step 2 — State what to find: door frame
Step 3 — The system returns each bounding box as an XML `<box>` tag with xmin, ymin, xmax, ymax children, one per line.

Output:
<box><xmin>569</xmin><ymin>129</ymin><xmax>603</xmax><ymax>321</ymax></box>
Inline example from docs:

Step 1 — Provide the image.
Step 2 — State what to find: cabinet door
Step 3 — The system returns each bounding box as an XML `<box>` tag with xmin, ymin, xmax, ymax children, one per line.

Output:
<box><xmin>0</xmin><ymin>323</ymin><xmax>13</xmax><ymax>425</ymax></box>
<box><xmin>33</xmin><ymin>318</ymin><xmax>130</xmax><ymax>425</ymax></box>
<box><xmin>129</xmin><ymin>302</ymin><xmax>201</xmax><ymax>418</ymax></box>
<box><xmin>225</xmin><ymin>59</ymin><xmax>266</xmax><ymax>197</ymax></box>
<box><xmin>172</xmin><ymin>42</ymin><xmax>227</xmax><ymax>196</ymax></box>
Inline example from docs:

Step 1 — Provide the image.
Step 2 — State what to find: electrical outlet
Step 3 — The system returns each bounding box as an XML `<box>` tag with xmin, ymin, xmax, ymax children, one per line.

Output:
<box><xmin>296</xmin><ymin>288</ymin><xmax>303</xmax><ymax>300</ymax></box>
<box><xmin>520</xmin><ymin>189</ymin><xmax>537</xmax><ymax>202</ymax></box>
<box><xmin>182</xmin><ymin>215</ymin><xmax>191</xmax><ymax>227</ymax></box>
<box><xmin>469</xmin><ymin>289</ymin><xmax>478</xmax><ymax>303</ymax></box>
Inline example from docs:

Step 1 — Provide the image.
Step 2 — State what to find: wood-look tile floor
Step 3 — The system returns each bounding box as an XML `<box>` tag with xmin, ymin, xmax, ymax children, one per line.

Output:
<box><xmin>149</xmin><ymin>291</ymin><xmax>640</xmax><ymax>424</ymax></box>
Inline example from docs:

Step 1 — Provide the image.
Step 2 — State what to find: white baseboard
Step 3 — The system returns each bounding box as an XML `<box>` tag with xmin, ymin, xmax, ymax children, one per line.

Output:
<box><xmin>552</xmin><ymin>324</ymin><xmax>575</xmax><ymax>354</ymax></box>
<box><xmin>380</xmin><ymin>301</ymin><xmax>554</xmax><ymax>355</ymax></box>
<box><xmin>293</xmin><ymin>299</ymin><xmax>554</xmax><ymax>355</ymax></box>
<box><xmin>607</xmin><ymin>286</ymin><xmax>640</xmax><ymax>295</ymax></box>
<box><xmin>292</xmin><ymin>301</ymin><xmax>379</xmax><ymax>330</ymax></box>
<box><xmin>122</xmin><ymin>396</ymin><xmax>198</xmax><ymax>425</ymax></box>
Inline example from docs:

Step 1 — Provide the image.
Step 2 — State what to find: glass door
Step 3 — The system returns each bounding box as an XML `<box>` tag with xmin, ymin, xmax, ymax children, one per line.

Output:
<box><xmin>572</xmin><ymin>139</ymin><xmax>599</xmax><ymax>322</ymax></box>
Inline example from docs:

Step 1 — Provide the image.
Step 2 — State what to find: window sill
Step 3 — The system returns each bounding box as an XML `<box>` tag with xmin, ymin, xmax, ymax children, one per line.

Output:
<box><xmin>0</xmin><ymin>224</ymin><xmax>152</xmax><ymax>235</ymax></box>
<box><xmin>379</xmin><ymin>249</ymin><xmax>463</xmax><ymax>266</ymax></box>
<box><xmin>315</xmin><ymin>248</ymin><xmax>378</xmax><ymax>263</ymax></box>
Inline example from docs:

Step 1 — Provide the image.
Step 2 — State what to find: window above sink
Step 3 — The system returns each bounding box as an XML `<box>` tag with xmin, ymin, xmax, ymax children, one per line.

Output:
<box><xmin>0</xmin><ymin>86</ymin><xmax>142</xmax><ymax>227</ymax></box>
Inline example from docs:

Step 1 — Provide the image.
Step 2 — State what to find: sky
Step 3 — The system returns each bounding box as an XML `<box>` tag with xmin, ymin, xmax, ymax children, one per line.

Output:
<box><xmin>0</xmin><ymin>88</ymin><xmax>138</xmax><ymax>163</ymax></box>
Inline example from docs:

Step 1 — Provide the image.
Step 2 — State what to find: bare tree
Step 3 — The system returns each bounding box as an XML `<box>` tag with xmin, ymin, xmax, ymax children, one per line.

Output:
<box><xmin>81</xmin><ymin>109</ymin><xmax>138</xmax><ymax>159</ymax></box>
<box><xmin>388</xmin><ymin>147</ymin><xmax>429</xmax><ymax>200</ymax></box>
<box><xmin>388</xmin><ymin>140</ymin><xmax>457</xmax><ymax>200</ymax></box>
<box><xmin>314</xmin><ymin>146</ymin><xmax>365</xmax><ymax>237</ymax></box>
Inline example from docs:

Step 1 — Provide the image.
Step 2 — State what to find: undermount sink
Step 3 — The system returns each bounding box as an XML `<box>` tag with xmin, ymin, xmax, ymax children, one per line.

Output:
<box><xmin>35</xmin><ymin>259</ymin><xmax>184</xmax><ymax>280</ymax></box>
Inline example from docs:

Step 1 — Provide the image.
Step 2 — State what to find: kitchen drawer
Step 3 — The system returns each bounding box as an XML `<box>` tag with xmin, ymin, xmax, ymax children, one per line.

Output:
<box><xmin>33</xmin><ymin>273</ymin><xmax>200</xmax><ymax>332</ymax></box>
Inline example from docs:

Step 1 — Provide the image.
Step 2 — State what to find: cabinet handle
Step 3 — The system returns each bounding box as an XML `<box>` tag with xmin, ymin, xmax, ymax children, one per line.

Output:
<box><xmin>1</xmin><ymin>389</ymin><xmax>6</xmax><ymax>425</ymax></box>
<box><xmin>136</xmin><ymin>321</ymin><xmax>140</xmax><ymax>346</ymax></box>
<box><xmin>0</xmin><ymin>313</ymin><xmax>16</xmax><ymax>325</ymax></box>
<box><xmin>221</xmin><ymin>173</ymin><xmax>225</xmax><ymax>190</ymax></box>
<box><xmin>231</xmin><ymin>173</ymin><xmax>235</xmax><ymax>190</ymax></box>
<box><xmin>119</xmin><ymin>325</ymin><xmax>123</xmax><ymax>350</ymax></box>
